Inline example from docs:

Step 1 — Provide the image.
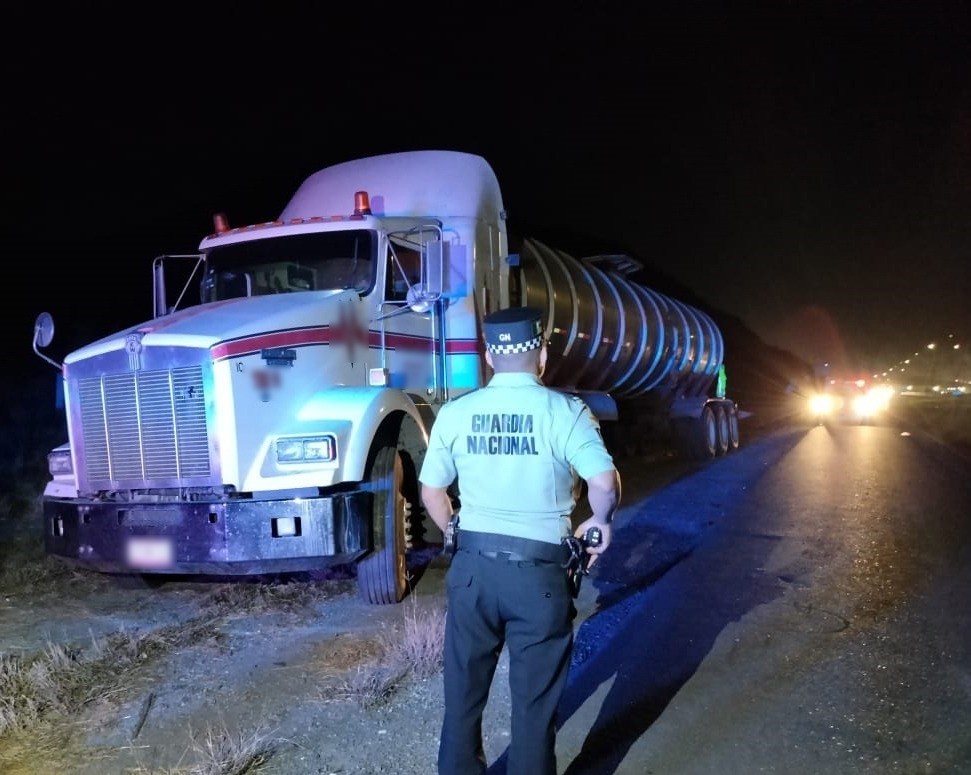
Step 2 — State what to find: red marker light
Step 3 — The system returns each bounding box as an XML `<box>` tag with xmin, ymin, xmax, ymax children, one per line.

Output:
<box><xmin>354</xmin><ymin>191</ymin><xmax>372</xmax><ymax>216</ymax></box>
<box><xmin>213</xmin><ymin>212</ymin><xmax>231</xmax><ymax>234</ymax></box>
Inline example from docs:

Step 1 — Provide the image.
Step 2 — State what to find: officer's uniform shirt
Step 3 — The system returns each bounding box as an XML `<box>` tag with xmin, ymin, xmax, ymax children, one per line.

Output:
<box><xmin>420</xmin><ymin>371</ymin><xmax>615</xmax><ymax>544</ymax></box>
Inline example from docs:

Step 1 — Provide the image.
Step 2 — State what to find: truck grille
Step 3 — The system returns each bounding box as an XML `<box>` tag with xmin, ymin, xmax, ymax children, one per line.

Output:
<box><xmin>78</xmin><ymin>365</ymin><xmax>211</xmax><ymax>484</ymax></box>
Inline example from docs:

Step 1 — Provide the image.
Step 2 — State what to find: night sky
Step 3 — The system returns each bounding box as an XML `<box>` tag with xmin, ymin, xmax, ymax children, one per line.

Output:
<box><xmin>6</xmin><ymin>2</ymin><xmax>970</xmax><ymax>380</ymax></box>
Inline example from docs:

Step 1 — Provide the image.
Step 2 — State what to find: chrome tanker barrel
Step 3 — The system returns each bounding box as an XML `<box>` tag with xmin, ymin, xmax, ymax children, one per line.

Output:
<box><xmin>515</xmin><ymin>238</ymin><xmax>723</xmax><ymax>401</ymax></box>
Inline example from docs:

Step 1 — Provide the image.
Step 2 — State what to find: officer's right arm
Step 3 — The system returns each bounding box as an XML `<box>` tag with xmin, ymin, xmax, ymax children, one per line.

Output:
<box><xmin>574</xmin><ymin>469</ymin><xmax>620</xmax><ymax>567</ymax></box>
<box><xmin>564</xmin><ymin>400</ymin><xmax>621</xmax><ymax>566</ymax></box>
<box><xmin>586</xmin><ymin>469</ymin><xmax>621</xmax><ymax>525</ymax></box>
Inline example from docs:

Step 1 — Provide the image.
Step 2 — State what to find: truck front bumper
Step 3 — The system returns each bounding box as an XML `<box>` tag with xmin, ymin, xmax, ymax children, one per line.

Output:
<box><xmin>42</xmin><ymin>491</ymin><xmax>372</xmax><ymax>575</ymax></box>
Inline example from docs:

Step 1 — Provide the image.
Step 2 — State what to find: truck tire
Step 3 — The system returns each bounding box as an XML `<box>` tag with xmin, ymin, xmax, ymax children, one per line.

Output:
<box><xmin>714</xmin><ymin>405</ymin><xmax>730</xmax><ymax>456</ymax></box>
<box><xmin>692</xmin><ymin>406</ymin><xmax>718</xmax><ymax>460</ymax></box>
<box><xmin>357</xmin><ymin>442</ymin><xmax>408</xmax><ymax>604</ymax></box>
<box><xmin>728</xmin><ymin>406</ymin><xmax>740</xmax><ymax>451</ymax></box>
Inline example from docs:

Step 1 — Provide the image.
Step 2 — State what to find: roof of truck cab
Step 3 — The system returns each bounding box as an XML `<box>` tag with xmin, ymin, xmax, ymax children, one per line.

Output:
<box><xmin>278</xmin><ymin>150</ymin><xmax>504</xmax><ymax>223</ymax></box>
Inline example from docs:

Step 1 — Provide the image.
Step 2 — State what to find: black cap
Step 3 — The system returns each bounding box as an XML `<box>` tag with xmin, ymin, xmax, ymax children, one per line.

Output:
<box><xmin>483</xmin><ymin>307</ymin><xmax>544</xmax><ymax>354</ymax></box>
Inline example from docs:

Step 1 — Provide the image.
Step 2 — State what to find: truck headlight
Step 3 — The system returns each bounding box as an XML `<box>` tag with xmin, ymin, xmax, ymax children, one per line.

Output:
<box><xmin>48</xmin><ymin>449</ymin><xmax>73</xmax><ymax>475</ymax></box>
<box><xmin>275</xmin><ymin>435</ymin><xmax>336</xmax><ymax>463</ymax></box>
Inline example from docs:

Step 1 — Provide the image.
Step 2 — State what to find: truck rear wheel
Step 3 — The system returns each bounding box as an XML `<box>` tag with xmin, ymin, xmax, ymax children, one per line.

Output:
<box><xmin>357</xmin><ymin>443</ymin><xmax>408</xmax><ymax>604</ymax></box>
<box><xmin>714</xmin><ymin>405</ymin><xmax>730</xmax><ymax>456</ymax></box>
<box><xmin>693</xmin><ymin>406</ymin><xmax>718</xmax><ymax>460</ymax></box>
<box><xmin>728</xmin><ymin>406</ymin><xmax>740</xmax><ymax>451</ymax></box>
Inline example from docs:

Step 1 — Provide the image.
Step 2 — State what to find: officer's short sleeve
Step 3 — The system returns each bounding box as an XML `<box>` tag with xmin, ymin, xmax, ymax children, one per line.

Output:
<box><xmin>419</xmin><ymin>404</ymin><xmax>457</xmax><ymax>488</ymax></box>
<box><xmin>562</xmin><ymin>398</ymin><xmax>616</xmax><ymax>480</ymax></box>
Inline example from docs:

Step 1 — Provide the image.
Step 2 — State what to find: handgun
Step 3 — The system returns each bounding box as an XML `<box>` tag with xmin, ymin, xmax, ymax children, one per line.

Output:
<box><xmin>565</xmin><ymin>526</ymin><xmax>603</xmax><ymax>598</ymax></box>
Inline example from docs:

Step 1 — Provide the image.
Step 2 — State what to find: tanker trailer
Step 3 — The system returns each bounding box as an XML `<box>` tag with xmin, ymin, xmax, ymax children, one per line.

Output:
<box><xmin>509</xmin><ymin>237</ymin><xmax>740</xmax><ymax>460</ymax></box>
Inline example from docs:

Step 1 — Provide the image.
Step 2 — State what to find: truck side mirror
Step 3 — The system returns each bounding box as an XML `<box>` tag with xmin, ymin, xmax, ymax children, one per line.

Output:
<box><xmin>34</xmin><ymin>312</ymin><xmax>54</xmax><ymax>348</ymax></box>
<box><xmin>424</xmin><ymin>239</ymin><xmax>445</xmax><ymax>296</ymax></box>
<box><xmin>32</xmin><ymin>311</ymin><xmax>62</xmax><ymax>370</ymax></box>
<box><xmin>154</xmin><ymin>257</ymin><xmax>167</xmax><ymax>317</ymax></box>
<box><xmin>404</xmin><ymin>239</ymin><xmax>446</xmax><ymax>313</ymax></box>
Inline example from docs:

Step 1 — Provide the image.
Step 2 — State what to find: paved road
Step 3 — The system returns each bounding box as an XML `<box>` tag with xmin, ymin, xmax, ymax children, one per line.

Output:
<box><xmin>489</xmin><ymin>422</ymin><xmax>971</xmax><ymax>774</ymax></box>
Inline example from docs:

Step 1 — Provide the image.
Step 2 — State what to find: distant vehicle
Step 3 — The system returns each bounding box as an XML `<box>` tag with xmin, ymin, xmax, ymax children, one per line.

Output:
<box><xmin>808</xmin><ymin>381</ymin><xmax>892</xmax><ymax>425</ymax></box>
<box><xmin>939</xmin><ymin>386</ymin><xmax>968</xmax><ymax>398</ymax></box>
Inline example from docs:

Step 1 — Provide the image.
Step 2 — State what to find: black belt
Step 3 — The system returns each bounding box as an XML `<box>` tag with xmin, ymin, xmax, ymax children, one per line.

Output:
<box><xmin>457</xmin><ymin>530</ymin><xmax>569</xmax><ymax>565</ymax></box>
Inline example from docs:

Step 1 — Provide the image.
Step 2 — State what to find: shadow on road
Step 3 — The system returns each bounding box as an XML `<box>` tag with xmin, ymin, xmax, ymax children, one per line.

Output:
<box><xmin>487</xmin><ymin>428</ymin><xmax>807</xmax><ymax>775</ymax></box>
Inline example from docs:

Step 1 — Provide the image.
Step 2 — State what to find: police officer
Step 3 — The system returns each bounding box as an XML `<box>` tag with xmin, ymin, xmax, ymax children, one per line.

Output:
<box><xmin>420</xmin><ymin>306</ymin><xmax>621</xmax><ymax>775</ymax></box>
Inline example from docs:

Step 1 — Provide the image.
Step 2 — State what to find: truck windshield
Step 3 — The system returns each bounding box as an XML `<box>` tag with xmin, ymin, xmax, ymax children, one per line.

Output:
<box><xmin>201</xmin><ymin>230</ymin><xmax>377</xmax><ymax>302</ymax></box>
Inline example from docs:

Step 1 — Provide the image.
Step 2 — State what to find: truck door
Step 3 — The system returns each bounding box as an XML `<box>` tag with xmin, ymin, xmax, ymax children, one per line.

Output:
<box><xmin>379</xmin><ymin>240</ymin><xmax>438</xmax><ymax>394</ymax></box>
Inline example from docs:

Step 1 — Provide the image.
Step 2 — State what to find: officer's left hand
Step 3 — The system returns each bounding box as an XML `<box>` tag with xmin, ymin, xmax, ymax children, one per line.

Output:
<box><xmin>573</xmin><ymin>517</ymin><xmax>611</xmax><ymax>570</ymax></box>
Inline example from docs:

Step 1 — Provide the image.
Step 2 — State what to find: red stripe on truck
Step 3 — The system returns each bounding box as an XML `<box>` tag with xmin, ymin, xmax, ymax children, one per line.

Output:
<box><xmin>211</xmin><ymin>327</ymin><xmax>480</xmax><ymax>361</ymax></box>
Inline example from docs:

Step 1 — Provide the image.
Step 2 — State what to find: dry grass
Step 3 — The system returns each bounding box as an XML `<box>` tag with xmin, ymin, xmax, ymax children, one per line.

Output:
<box><xmin>333</xmin><ymin>662</ymin><xmax>405</xmax><ymax>709</ymax></box>
<box><xmin>0</xmin><ymin>554</ymin><xmax>77</xmax><ymax>591</ymax></box>
<box><xmin>0</xmin><ymin>622</ymin><xmax>220</xmax><ymax>734</ymax></box>
<box><xmin>0</xmin><ymin>641</ymin><xmax>98</xmax><ymax>771</ymax></box>
<box><xmin>307</xmin><ymin>635</ymin><xmax>383</xmax><ymax>674</ymax></box>
<box><xmin>332</xmin><ymin>597</ymin><xmax>445</xmax><ymax>708</ymax></box>
<box><xmin>380</xmin><ymin>598</ymin><xmax>446</xmax><ymax>680</ymax></box>
<box><xmin>186</xmin><ymin>721</ymin><xmax>277</xmax><ymax>775</ymax></box>
<box><xmin>0</xmin><ymin>469</ymin><xmax>106</xmax><ymax>597</ymax></box>
<box><xmin>201</xmin><ymin>576</ymin><xmax>353</xmax><ymax>618</ymax></box>
<box><xmin>0</xmin><ymin>617</ymin><xmax>224</xmax><ymax>771</ymax></box>
<box><xmin>0</xmin><ymin>641</ymin><xmax>84</xmax><ymax>736</ymax></box>
<box><xmin>121</xmin><ymin>721</ymin><xmax>278</xmax><ymax>775</ymax></box>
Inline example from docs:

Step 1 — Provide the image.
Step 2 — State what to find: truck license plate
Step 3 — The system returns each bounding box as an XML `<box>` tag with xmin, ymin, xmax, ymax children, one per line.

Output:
<box><xmin>125</xmin><ymin>537</ymin><xmax>174</xmax><ymax>569</ymax></box>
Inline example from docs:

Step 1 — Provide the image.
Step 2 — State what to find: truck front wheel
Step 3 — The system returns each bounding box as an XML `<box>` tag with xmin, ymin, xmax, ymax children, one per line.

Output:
<box><xmin>357</xmin><ymin>443</ymin><xmax>408</xmax><ymax>604</ymax></box>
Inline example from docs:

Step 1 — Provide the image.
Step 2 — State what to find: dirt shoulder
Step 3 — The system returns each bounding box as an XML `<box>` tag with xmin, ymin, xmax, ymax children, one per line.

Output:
<box><xmin>0</xmin><ymin>524</ymin><xmax>455</xmax><ymax>774</ymax></box>
<box><xmin>0</xmin><ymin>518</ymin><xmax>610</xmax><ymax>775</ymax></box>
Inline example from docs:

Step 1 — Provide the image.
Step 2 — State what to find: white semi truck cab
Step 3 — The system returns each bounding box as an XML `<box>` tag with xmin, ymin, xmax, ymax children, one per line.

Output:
<box><xmin>32</xmin><ymin>150</ymin><xmax>740</xmax><ymax>605</ymax></box>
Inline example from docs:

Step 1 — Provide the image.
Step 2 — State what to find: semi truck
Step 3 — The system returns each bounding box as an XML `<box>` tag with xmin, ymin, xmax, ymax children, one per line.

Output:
<box><xmin>31</xmin><ymin>150</ymin><xmax>740</xmax><ymax>605</ymax></box>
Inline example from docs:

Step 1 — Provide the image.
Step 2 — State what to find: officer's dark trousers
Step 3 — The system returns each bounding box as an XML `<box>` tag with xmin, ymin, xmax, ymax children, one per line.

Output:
<box><xmin>439</xmin><ymin>548</ymin><xmax>576</xmax><ymax>775</ymax></box>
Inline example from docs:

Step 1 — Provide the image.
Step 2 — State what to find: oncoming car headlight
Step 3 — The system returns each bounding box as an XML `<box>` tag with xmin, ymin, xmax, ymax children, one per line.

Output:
<box><xmin>809</xmin><ymin>394</ymin><xmax>834</xmax><ymax>416</ymax></box>
<box><xmin>852</xmin><ymin>394</ymin><xmax>872</xmax><ymax>417</ymax></box>
<box><xmin>48</xmin><ymin>449</ymin><xmax>73</xmax><ymax>475</ymax></box>
<box><xmin>275</xmin><ymin>435</ymin><xmax>336</xmax><ymax>463</ymax></box>
<box><xmin>853</xmin><ymin>392</ymin><xmax>884</xmax><ymax>418</ymax></box>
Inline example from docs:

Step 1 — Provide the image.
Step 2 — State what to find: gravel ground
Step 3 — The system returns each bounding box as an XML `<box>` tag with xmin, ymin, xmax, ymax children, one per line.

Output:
<box><xmin>0</xmin><ymin>542</ymin><xmax>533</xmax><ymax>775</ymax></box>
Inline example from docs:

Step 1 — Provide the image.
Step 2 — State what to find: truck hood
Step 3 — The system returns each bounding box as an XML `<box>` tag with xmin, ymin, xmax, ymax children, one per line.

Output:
<box><xmin>64</xmin><ymin>290</ymin><xmax>353</xmax><ymax>365</ymax></box>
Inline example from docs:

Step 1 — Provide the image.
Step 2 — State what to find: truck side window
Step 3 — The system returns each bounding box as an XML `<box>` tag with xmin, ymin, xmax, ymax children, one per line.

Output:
<box><xmin>386</xmin><ymin>244</ymin><xmax>422</xmax><ymax>302</ymax></box>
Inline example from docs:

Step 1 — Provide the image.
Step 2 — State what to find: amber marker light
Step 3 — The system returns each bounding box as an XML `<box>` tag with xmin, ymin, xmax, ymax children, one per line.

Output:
<box><xmin>354</xmin><ymin>190</ymin><xmax>372</xmax><ymax>216</ymax></box>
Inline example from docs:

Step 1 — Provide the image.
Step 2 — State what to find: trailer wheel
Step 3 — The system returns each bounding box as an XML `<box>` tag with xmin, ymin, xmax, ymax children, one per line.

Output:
<box><xmin>357</xmin><ymin>442</ymin><xmax>408</xmax><ymax>604</ymax></box>
<box><xmin>693</xmin><ymin>406</ymin><xmax>718</xmax><ymax>460</ymax></box>
<box><xmin>714</xmin><ymin>405</ymin><xmax>730</xmax><ymax>456</ymax></box>
<box><xmin>728</xmin><ymin>406</ymin><xmax>740</xmax><ymax>451</ymax></box>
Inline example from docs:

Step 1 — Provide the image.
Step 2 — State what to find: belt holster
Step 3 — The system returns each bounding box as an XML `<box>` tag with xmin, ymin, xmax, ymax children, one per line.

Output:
<box><xmin>443</xmin><ymin>514</ymin><xmax>459</xmax><ymax>557</ymax></box>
